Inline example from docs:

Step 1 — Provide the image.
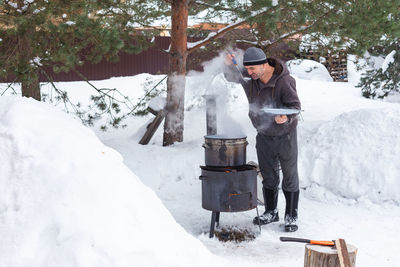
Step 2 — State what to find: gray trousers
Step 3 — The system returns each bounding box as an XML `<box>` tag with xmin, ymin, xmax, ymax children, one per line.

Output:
<box><xmin>256</xmin><ymin>129</ymin><xmax>299</xmax><ymax>192</ymax></box>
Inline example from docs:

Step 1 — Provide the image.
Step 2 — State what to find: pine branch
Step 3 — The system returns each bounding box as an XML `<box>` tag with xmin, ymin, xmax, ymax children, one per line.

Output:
<box><xmin>71</xmin><ymin>68</ymin><xmax>126</xmax><ymax>104</ymax></box>
<box><xmin>0</xmin><ymin>79</ymin><xmax>18</xmax><ymax>96</ymax></box>
<box><xmin>260</xmin><ymin>7</ymin><xmax>340</xmax><ymax>49</ymax></box>
<box><xmin>187</xmin><ymin>7</ymin><xmax>278</xmax><ymax>54</ymax></box>
<box><xmin>125</xmin><ymin>75</ymin><xmax>167</xmax><ymax>117</ymax></box>
<box><xmin>130</xmin><ymin>20</ymin><xmax>167</xmax><ymax>33</ymax></box>
<box><xmin>187</xmin><ymin>20</ymin><xmax>247</xmax><ymax>53</ymax></box>
<box><xmin>192</xmin><ymin>1</ymin><xmax>236</xmax><ymax>12</ymax></box>
<box><xmin>39</xmin><ymin>67</ymin><xmax>80</xmax><ymax>114</ymax></box>
<box><xmin>68</xmin><ymin>67</ymin><xmax>167</xmax><ymax>128</ymax></box>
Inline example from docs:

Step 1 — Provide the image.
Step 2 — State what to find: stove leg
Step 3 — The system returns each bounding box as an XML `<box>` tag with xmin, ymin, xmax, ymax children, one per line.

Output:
<box><xmin>256</xmin><ymin>206</ymin><xmax>261</xmax><ymax>232</ymax></box>
<box><xmin>209</xmin><ymin>211</ymin><xmax>217</xmax><ymax>238</ymax></box>
<box><xmin>215</xmin><ymin>212</ymin><xmax>220</xmax><ymax>227</ymax></box>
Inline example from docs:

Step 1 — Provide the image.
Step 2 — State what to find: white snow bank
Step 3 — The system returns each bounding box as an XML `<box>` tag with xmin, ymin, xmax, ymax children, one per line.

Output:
<box><xmin>0</xmin><ymin>96</ymin><xmax>226</xmax><ymax>267</ymax></box>
<box><xmin>288</xmin><ymin>59</ymin><xmax>333</xmax><ymax>82</ymax></box>
<box><xmin>300</xmin><ymin>107</ymin><xmax>400</xmax><ymax>204</ymax></box>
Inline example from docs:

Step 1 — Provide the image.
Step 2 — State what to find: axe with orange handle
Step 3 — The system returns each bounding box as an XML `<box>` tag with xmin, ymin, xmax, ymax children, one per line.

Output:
<box><xmin>280</xmin><ymin>236</ymin><xmax>335</xmax><ymax>246</ymax></box>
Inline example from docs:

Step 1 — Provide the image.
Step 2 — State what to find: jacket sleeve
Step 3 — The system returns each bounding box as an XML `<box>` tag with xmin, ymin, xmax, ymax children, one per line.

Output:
<box><xmin>278</xmin><ymin>76</ymin><xmax>301</xmax><ymax>124</ymax></box>
<box><xmin>279</xmin><ymin>76</ymin><xmax>301</xmax><ymax>110</ymax></box>
<box><xmin>223</xmin><ymin>64</ymin><xmax>241</xmax><ymax>83</ymax></box>
<box><xmin>223</xmin><ymin>64</ymin><xmax>253</xmax><ymax>100</ymax></box>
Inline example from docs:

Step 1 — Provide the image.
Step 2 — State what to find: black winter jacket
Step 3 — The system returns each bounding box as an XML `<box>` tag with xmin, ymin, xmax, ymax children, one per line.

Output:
<box><xmin>225</xmin><ymin>58</ymin><xmax>301</xmax><ymax>136</ymax></box>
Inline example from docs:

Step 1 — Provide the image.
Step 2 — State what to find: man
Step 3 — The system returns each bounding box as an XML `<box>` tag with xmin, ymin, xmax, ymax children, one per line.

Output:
<box><xmin>224</xmin><ymin>47</ymin><xmax>301</xmax><ymax>232</ymax></box>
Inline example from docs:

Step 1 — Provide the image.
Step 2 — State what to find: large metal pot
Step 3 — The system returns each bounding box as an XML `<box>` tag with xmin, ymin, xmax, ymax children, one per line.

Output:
<box><xmin>202</xmin><ymin>135</ymin><xmax>248</xmax><ymax>167</ymax></box>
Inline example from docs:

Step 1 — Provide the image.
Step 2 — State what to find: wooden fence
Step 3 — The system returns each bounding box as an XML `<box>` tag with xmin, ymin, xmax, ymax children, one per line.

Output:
<box><xmin>1</xmin><ymin>36</ymin><xmax>229</xmax><ymax>83</ymax></box>
<box><xmin>0</xmin><ymin>36</ymin><xmax>347</xmax><ymax>83</ymax></box>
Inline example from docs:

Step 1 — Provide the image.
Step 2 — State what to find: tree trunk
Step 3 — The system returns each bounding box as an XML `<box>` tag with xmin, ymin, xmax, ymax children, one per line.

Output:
<box><xmin>21</xmin><ymin>69</ymin><xmax>41</xmax><ymax>101</ymax></box>
<box><xmin>163</xmin><ymin>0</ymin><xmax>188</xmax><ymax>146</ymax></box>
<box><xmin>17</xmin><ymin>0</ymin><xmax>41</xmax><ymax>101</ymax></box>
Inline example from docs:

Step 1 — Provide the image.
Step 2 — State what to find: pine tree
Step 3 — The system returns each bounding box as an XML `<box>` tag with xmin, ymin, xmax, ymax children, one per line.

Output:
<box><xmin>0</xmin><ymin>0</ymin><xmax>160</xmax><ymax>100</ymax></box>
<box><xmin>0</xmin><ymin>0</ymin><xmax>168</xmax><ymax>128</ymax></box>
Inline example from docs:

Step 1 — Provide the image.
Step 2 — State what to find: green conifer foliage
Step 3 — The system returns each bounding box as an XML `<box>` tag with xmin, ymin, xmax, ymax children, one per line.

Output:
<box><xmin>0</xmin><ymin>0</ymin><xmax>161</xmax><ymax>98</ymax></box>
<box><xmin>358</xmin><ymin>42</ymin><xmax>400</xmax><ymax>98</ymax></box>
<box><xmin>0</xmin><ymin>0</ymin><xmax>167</xmax><ymax>128</ymax></box>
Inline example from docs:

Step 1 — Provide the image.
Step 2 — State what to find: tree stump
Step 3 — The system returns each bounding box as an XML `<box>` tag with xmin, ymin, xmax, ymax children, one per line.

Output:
<box><xmin>304</xmin><ymin>243</ymin><xmax>357</xmax><ymax>267</ymax></box>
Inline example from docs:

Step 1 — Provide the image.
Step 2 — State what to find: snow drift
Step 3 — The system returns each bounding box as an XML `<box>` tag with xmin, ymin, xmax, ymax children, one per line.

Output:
<box><xmin>287</xmin><ymin>59</ymin><xmax>333</xmax><ymax>82</ymax></box>
<box><xmin>300</xmin><ymin>107</ymin><xmax>400</xmax><ymax>204</ymax></box>
<box><xmin>0</xmin><ymin>96</ymin><xmax>226</xmax><ymax>267</ymax></box>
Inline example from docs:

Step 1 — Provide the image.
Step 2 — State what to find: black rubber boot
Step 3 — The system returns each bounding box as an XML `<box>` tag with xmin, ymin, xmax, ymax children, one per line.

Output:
<box><xmin>283</xmin><ymin>190</ymin><xmax>299</xmax><ymax>232</ymax></box>
<box><xmin>263</xmin><ymin>187</ymin><xmax>278</xmax><ymax>212</ymax></box>
<box><xmin>253</xmin><ymin>188</ymin><xmax>279</xmax><ymax>225</ymax></box>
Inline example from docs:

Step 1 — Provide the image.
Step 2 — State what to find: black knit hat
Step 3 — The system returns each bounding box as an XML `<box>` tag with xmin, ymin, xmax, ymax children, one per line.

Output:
<box><xmin>243</xmin><ymin>47</ymin><xmax>267</xmax><ymax>66</ymax></box>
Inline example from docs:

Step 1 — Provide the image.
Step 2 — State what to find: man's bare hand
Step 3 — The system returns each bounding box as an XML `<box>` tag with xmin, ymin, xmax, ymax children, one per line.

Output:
<box><xmin>275</xmin><ymin>115</ymin><xmax>288</xmax><ymax>124</ymax></box>
<box><xmin>225</xmin><ymin>54</ymin><xmax>234</xmax><ymax>65</ymax></box>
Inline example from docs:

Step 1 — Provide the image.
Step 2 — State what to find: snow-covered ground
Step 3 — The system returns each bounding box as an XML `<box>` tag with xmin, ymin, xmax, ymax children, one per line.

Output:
<box><xmin>1</xmin><ymin>56</ymin><xmax>399</xmax><ymax>267</ymax></box>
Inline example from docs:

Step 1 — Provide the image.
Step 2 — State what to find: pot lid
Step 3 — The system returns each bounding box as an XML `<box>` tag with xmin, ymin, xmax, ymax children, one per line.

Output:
<box><xmin>204</xmin><ymin>134</ymin><xmax>247</xmax><ymax>140</ymax></box>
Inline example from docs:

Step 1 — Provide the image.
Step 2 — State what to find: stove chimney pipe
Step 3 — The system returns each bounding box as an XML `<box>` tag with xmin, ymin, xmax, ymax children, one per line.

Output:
<box><xmin>204</xmin><ymin>94</ymin><xmax>217</xmax><ymax>135</ymax></box>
